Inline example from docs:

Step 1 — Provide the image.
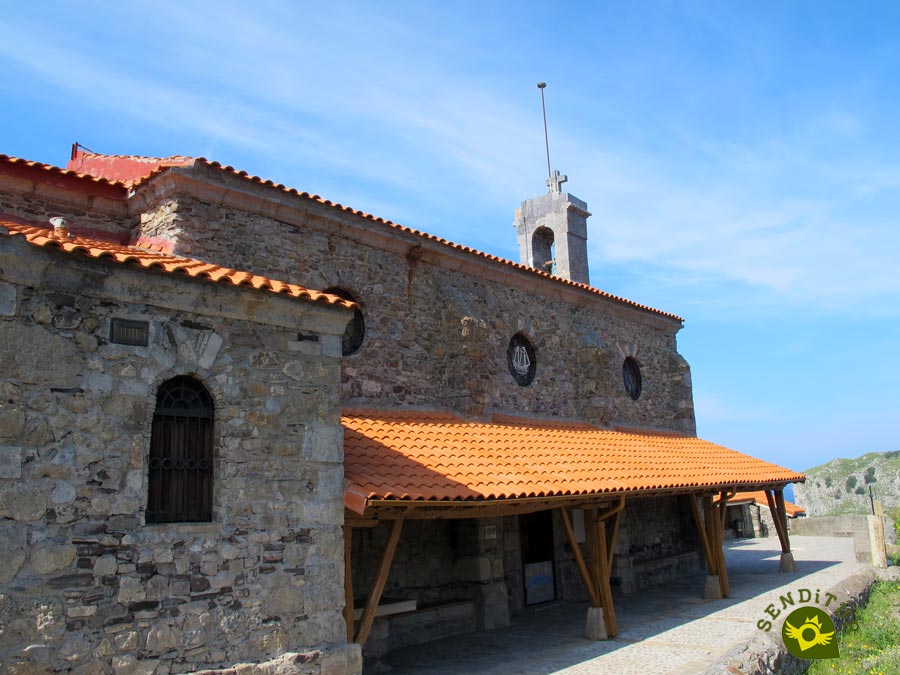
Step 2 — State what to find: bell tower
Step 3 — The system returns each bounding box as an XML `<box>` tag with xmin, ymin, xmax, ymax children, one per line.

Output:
<box><xmin>514</xmin><ymin>169</ymin><xmax>591</xmax><ymax>285</ymax></box>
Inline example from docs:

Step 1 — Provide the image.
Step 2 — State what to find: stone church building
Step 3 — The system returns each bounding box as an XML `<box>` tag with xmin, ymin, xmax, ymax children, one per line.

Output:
<box><xmin>0</xmin><ymin>147</ymin><xmax>804</xmax><ymax>674</ymax></box>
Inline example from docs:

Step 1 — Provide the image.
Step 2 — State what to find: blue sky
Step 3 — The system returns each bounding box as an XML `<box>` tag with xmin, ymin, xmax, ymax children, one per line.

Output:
<box><xmin>2</xmin><ymin>1</ymin><xmax>898</xmax><ymax>474</ymax></box>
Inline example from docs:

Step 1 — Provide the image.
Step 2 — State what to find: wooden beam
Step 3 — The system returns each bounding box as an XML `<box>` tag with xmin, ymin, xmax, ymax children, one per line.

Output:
<box><xmin>356</xmin><ymin>484</ymin><xmax>797</xmax><ymax>521</ymax></box>
<box><xmin>362</xmin><ymin>494</ymin><xmax>622</xmax><ymax>520</ymax></box>
<box><xmin>585</xmin><ymin>507</ymin><xmax>602</xmax><ymax>601</ymax></box>
<box><xmin>689</xmin><ymin>494</ymin><xmax>715</xmax><ymax>572</ymax></box>
<box><xmin>596</xmin><ymin>517</ymin><xmax>617</xmax><ymax>636</ymax></box>
<box><xmin>606</xmin><ymin>507</ymin><xmax>622</xmax><ymax>571</ymax></box>
<box><xmin>775</xmin><ymin>488</ymin><xmax>791</xmax><ymax>551</ymax></box>
<box><xmin>343</xmin><ymin>525</ymin><xmax>354</xmax><ymax>643</ymax></box>
<box><xmin>559</xmin><ymin>507</ymin><xmax>599</xmax><ymax>606</ymax></box>
<box><xmin>354</xmin><ymin>519</ymin><xmax>403</xmax><ymax>646</ymax></box>
<box><xmin>702</xmin><ymin>495</ymin><xmax>719</xmax><ymax>576</ymax></box>
<box><xmin>765</xmin><ymin>489</ymin><xmax>790</xmax><ymax>554</ymax></box>
<box><xmin>715</xmin><ymin>492</ymin><xmax>731</xmax><ymax>597</ymax></box>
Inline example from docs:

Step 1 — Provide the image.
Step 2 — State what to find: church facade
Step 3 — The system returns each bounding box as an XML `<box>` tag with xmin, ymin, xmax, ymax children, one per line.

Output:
<box><xmin>0</xmin><ymin>148</ymin><xmax>803</xmax><ymax>673</ymax></box>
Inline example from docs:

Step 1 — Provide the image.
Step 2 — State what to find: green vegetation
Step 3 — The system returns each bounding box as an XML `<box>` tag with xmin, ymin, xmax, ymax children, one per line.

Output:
<box><xmin>806</xmin><ymin>581</ymin><xmax>900</xmax><ymax>675</ymax></box>
<box><xmin>806</xmin><ymin>452</ymin><xmax>899</xmax><ymax>476</ymax></box>
<box><xmin>803</xmin><ymin>451</ymin><xmax>900</xmax><ymax>516</ymax></box>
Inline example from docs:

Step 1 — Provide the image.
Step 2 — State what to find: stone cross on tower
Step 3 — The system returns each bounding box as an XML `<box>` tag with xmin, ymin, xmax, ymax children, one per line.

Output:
<box><xmin>546</xmin><ymin>169</ymin><xmax>568</xmax><ymax>193</ymax></box>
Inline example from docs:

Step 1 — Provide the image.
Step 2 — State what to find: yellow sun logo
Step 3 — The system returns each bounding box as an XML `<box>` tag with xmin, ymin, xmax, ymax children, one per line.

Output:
<box><xmin>782</xmin><ymin>608</ymin><xmax>839</xmax><ymax>659</ymax></box>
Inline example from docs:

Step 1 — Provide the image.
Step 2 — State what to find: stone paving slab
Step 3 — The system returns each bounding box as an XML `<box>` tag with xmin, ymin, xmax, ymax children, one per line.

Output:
<box><xmin>379</xmin><ymin>536</ymin><xmax>868</xmax><ymax>675</ymax></box>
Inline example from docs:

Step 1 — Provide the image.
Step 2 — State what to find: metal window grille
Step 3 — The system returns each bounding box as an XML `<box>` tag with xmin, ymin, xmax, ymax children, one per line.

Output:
<box><xmin>147</xmin><ymin>376</ymin><xmax>213</xmax><ymax>523</ymax></box>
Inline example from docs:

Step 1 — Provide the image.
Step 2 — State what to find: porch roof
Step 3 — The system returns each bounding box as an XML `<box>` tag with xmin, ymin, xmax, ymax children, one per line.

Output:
<box><xmin>717</xmin><ymin>490</ymin><xmax>806</xmax><ymax>516</ymax></box>
<box><xmin>342</xmin><ymin>409</ymin><xmax>805</xmax><ymax>516</ymax></box>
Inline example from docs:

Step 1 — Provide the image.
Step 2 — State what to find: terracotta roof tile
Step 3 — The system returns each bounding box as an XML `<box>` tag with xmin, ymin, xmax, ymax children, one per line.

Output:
<box><xmin>0</xmin><ymin>155</ymin><xmax>128</xmax><ymax>199</ymax></box>
<box><xmin>59</xmin><ymin>151</ymin><xmax>682</xmax><ymax>322</ymax></box>
<box><xmin>343</xmin><ymin>409</ymin><xmax>805</xmax><ymax>514</ymax></box>
<box><xmin>194</xmin><ymin>161</ymin><xmax>684</xmax><ymax>321</ymax></box>
<box><xmin>718</xmin><ymin>490</ymin><xmax>806</xmax><ymax>516</ymax></box>
<box><xmin>0</xmin><ymin>218</ymin><xmax>357</xmax><ymax>310</ymax></box>
<box><xmin>66</xmin><ymin>149</ymin><xmax>194</xmax><ymax>186</ymax></box>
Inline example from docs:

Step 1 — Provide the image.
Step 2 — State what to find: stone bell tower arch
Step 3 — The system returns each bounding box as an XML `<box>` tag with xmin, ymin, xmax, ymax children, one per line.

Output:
<box><xmin>514</xmin><ymin>170</ymin><xmax>591</xmax><ymax>285</ymax></box>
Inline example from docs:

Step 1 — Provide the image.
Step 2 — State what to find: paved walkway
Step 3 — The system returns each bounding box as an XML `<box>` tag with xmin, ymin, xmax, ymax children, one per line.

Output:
<box><xmin>379</xmin><ymin>536</ymin><xmax>867</xmax><ymax>675</ymax></box>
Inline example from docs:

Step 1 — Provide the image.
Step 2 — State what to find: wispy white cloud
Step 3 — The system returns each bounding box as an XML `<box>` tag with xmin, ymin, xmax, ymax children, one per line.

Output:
<box><xmin>2</xmin><ymin>2</ymin><xmax>899</xmax><ymax>320</ymax></box>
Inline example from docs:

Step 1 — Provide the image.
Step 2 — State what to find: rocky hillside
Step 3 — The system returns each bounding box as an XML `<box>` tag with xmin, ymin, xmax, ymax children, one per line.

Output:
<box><xmin>794</xmin><ymin>451</ymin><xmax>900</xmax><ymax>516</ymax></box>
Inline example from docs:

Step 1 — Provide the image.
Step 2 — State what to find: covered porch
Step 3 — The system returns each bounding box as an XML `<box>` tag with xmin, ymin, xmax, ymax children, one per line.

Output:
<box><xmin>341</xmin><ymin>409</ymin><xmax>804</xmax><ymax>656</ymax></box>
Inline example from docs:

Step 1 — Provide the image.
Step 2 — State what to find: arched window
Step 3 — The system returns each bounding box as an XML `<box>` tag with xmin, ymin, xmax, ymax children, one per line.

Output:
<box><xmin>325</xmin><ymin>287</ymin><xmax>365</xmax><ymax>356</ymax></box>
<box><xmin>622</xmin><ymin>357</ymin><xmax>643</xmax><ymax>401</ymax></box>
<box><xmin>532</xmin><ymin>227</ymin><xmax>555</xmax><ymax>274</ymax></box>
<box><xmin>147</xmin><ymin>376</ymin><xmax>214</xmax><ymax>523</ymax></box>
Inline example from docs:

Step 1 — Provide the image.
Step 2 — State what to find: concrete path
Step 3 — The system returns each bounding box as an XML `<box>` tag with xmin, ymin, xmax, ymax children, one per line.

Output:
<box><xmin>379</xmin><ymin>536</ymin><xmax>867</xmax><ymax>675</ymax></box>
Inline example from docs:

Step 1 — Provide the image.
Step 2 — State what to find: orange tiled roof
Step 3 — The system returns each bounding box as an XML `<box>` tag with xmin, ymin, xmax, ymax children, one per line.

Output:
<box><xmin>0</xmin><ymin>154</ymin><xmax>128</xmax><ymax>196</ymax></box>
<box><xmin>718</xmin><ymin>490</ymin><xmax>806</xmax><ymax>516</ymax></box>
<box><xmin>342</xmin><ymin>409</ymin><xmax>805</xmax><ymax>514</ymax></box>
<box><xmin>66</xmin><ymin>148</ymin><xmax>194</xmax><ymax>186</ymax></box>
<box><xmin>0</xmin><ymin>218</ymin><xmax>357</xmax><ymax>310</ymax></box>
<box><xmin>51</xmin><ymin>150</ymin><xmax>682</xmax><ymax>322</ymax></box>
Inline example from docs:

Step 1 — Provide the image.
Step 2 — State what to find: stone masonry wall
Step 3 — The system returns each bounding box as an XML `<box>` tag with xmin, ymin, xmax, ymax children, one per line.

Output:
<box><xmin>0</xmin><ymin>240</ymin><xmax>358</xmax><ymax>674</ymax></box>
<box><xmin>132</xmin><ymin>173</ymin><xmax>695</xmax><ymax>435</ymax></box>
<box><xmin>615</xmin><ymin>496</ymin><xmax>702</xmax><ymax>593</ymax></box>
<box><xmin>0</xmin><ymin>173</ymin><xmax>132</xmax><ymax>242</ymax></box>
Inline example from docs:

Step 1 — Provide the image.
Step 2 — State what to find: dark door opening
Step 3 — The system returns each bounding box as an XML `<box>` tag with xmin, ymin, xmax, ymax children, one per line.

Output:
<box><xmin>520</xmin><ymin>510</ymin><xmax>556</xmax><ymax>605</ymax></box>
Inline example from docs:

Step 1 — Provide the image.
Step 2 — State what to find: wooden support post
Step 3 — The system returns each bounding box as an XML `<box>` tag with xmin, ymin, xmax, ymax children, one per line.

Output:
<box><xmin>606</xmin><ymin>507</ymin><xmax>621</xmax><ymax>572</ymax></box>
<box><xmin>343</xmin><ymin>525</ymin><xmax>354</xmax><ymax>643</ymax></box>
<box><xmin>559</xmin><ymin>508</ymin><xmax>599</xmax><ymax>606</ymax></box>
<box><xmin>715</xmin><ymin>492</ymin><xmax>730</xmax><ymax>597</ymax></box>
<box><xmin>596</xmin><ymin>517</ymin><xmax>617</xmax><ymax>636</ymax></box>
<box><xmin>689</xmin><ymin>494</ymin><xmax>715</xmax><ymax>574</ymax></box>
<box><xmin>702</xmin><ymin>496</ymin><xmax>719</xmax><ymax>576</ymax></box>
<box><xmin>354</xmin><ymin>518</ymin><xmax>403</xmax><ymax>647</ymax></box>
<box><xmin>766</xmin><ymin>488</ymin><xmax>796</xmax><ymax>572</ymax></box>
<box><xmin>695</xmin><ymin>494</ymin><xmax>723</xmax><ymax>599</ymax></box>
<box><xmin>585</xmin><ymin>507</ymin><xmax>602</xmax><ymax>601</ymax></box>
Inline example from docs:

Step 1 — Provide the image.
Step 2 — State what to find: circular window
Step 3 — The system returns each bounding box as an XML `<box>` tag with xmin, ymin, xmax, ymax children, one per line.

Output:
<box><xmin>623</xmin><ymin>357</ymin><xmax>642</xmax><ymax>400</ymax></box>
<box><xmin>325</xmin><ymin>288</ymin><xmax>365</xmax><ymax>356</ymax></box>
<box><xmin>507</xmin><ymin>333</ymin><xmax>536</xmax><ymax>386</ymax></box>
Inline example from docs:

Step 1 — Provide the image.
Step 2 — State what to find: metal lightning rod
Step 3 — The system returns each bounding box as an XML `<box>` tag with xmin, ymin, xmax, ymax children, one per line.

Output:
<box><xmin>537</xmin><ymin>82</ymin><xmax>552</xmax><ymax>183</ymax></box>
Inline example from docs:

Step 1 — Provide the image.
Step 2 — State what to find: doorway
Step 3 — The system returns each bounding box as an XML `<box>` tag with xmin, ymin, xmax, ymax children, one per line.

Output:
<box><xmin>520</xmin><ymin>510</ymin><xmax>556</xmax><ymax>605</ymax></box>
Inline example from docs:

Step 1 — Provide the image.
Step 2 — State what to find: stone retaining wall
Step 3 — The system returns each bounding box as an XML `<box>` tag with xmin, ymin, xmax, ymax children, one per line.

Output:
<box><xmin>702</xmin><ymin>567</ymin><xmax>878</xmax><ymax>675</ymax></box>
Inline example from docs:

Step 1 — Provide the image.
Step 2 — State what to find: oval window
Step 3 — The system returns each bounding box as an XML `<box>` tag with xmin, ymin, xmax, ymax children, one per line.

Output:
<box><xmin>507</xmin><ymin>333</ymin><xmax>536</xmax><ymax>386</ymax></box>
<box><xmin>325</xmin><ymin>287</ymin><xmax>365</xmax><ymax>356</ymax></box>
